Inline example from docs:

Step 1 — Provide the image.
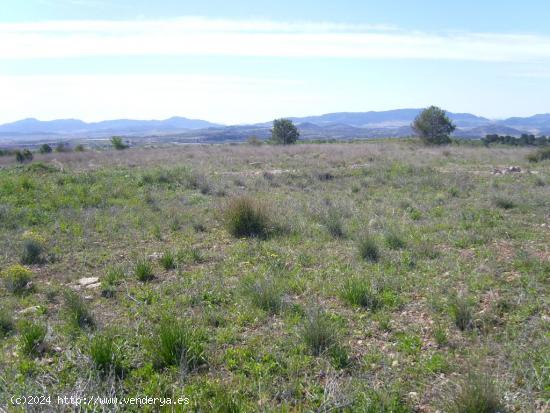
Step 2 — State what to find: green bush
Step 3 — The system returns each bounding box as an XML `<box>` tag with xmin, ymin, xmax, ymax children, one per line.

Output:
<box><xmin>2</xmin><ymin>264</ymin><xmax>32</xmax><ymax>295</ymax></box>
<box><xmin>358</xmin><ymin>235</ymin><xmax>380</xmax><ymax>262</ymax></box>
<box><xmin>19</xmin><ymin>321</ymin><xmax>47</xmax><ymax>356</ymax></box>
<box><xmin>39</xmin><ymin>144</ymin><xmax>53</xmax><ymax>154</ymax></box>
<box><xmin>101</xmin><ymin>266</ymin><xmax>124</xmax><ymax>298</ymax></box>
<box><xmin>526</xmin><ymin>147</ymin><xmax>550</xmax><ymax>163</ymax></box>
<box><xmin>153</xmin><ymin>317</ymin><xmax>205</xmax><ymax>370</ymax></box>
<box><xmin>89</xmin><ymin>334</ymin><xmax>124</xmax><ymax>376</ymax></box>
<box><xmin>301</xmin><ymin>308</ymin><xmax>337</xmax><ymax>356</ymax></box>
<box><xmin>20</xmin><ymin>239</ymin><xmax>46</xmax><ymax>265</ymax></box>
<box><xmin>384</xmin><ymin>230</ymin><xmax>406</xmax><ymax>249</ymax></box>
<box><xmin>135</xmin><ymin>258</ymin><xmax>154</xmax><ymax>282</ymax></box>
<box><xmin>322</xmin><ymin>207</ymin><xmax>345</xmax><ymax>238</ymax></box>
<box><xmin>450</xmin><ymin>296</ymin><xmax>474</xmax><ymax>331</ymax></box>
<box><xmin>246</xmin><ymin>277</ymin><xmax>283</xmax><ymax>314</ymax></box>
<box><xmin>111</xmin><ymin>136</ymin><xmax>128</xmax><ymax>150</ymax></box>
<box><xmin>357</xmin><ymin>389</ymin><xmax>413</xmax><ymax>413</ymax></box>
<box><xmin>160</xmin><ymin>251</ymin><xmax>176</xmax><ymax>270</ymax></box>
<box><xmin>493</xmin><ymin>197</ymin><xmax>516</xmax><ymax>210</ymax></box>
<box><xmin>224</xmin><ymin>197</ymin><xmax>271</xmax><ymax>238</ymax></box>
<box><xmin>0</xmin><ymin>308</ymin><xmax>14</xmax><ymax>337</ymax></box>
<box><xmin>446</xmin><ymin>372</ymin><xmax>506</xmax><ymax>413</ymax></box>
<box><xmin>340</xmin><ymin>276</ymin><xmax>383</xmax><ymax>310</ymax></box>
<box><xmin>64</xmin><ymin>291</ymin><xmax>94</xmax><ymax>330</ymax></box>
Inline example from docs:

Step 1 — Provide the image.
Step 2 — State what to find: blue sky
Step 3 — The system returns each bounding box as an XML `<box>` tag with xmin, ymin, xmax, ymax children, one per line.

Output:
<box><xmin>1</xmin><ymin>0</ymin><xmax>550</xmax><ymax>124</ymax></box>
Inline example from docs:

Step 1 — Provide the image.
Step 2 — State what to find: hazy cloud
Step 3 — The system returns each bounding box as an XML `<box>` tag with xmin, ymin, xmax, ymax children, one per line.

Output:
<box><xmin>1</xmin><ymin>17</ymin><xmax>550</xmax><ymax>62</ymax></box>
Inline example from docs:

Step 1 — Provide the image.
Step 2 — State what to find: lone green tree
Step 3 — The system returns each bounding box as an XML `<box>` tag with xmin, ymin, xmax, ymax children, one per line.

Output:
<box><xmin>271</xmin><ymin>119</ymin><xmax>299</xmax><ymax>145</ymax></box>
<box><xmin>111</xmin><ymin>136</ymin><xmax>129</xmax><ymax>150</ymax></box>
<box><xmin>39</xmin><ymin>144</ymin><xmax>52</xmax><ymax>154</ymax></box>
<box><xmin>412</xmin><ymin>106</ymin><xmax>456</xmax><ymax>145</ymax></box>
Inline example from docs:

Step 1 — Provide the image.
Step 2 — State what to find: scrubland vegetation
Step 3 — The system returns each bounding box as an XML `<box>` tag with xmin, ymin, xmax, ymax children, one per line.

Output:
<box><xmin>0</xmin><ymin>140</ymin><xmax>548</xmax><ymax>412</ymax></box>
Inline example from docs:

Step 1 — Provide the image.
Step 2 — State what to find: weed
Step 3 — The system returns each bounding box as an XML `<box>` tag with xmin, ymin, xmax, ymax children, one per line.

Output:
<box><xmin>445</xmin><ymin>372</ymin><xmax>506</xmax><ymax>413</ymax></box>
<box><xmin>135</xmin><ymin>258</ymin><xmax>154</xmax><ymax>282</ymax></box>
<box><xmin>358</xmin><ymin>235</ymin><xmax>380</xmax><ymax>262</ymax></box>
<box><xmin>341</xmin><ymin>276</ymin><xmax>383</xmax><ymax>310</ymax></box>
<box><xmin>328</xmin><ymin>344</ymin><xmax>351</xmax><ymax>369</ymax></box>
<box><xmin>19</xmin><ymin>321</ymin><xmax>47</xmax><ymax>356</ymax></box>
<box><xmin>526</xmin><ymin>147</ymin><xmax>550</xmax><ymax>163</ymax></box>
<box><xmin>433</xmin><ymin>324</ymin><xmax>449</xmax><ymax>347</ymax></box>
<box><xmin>384</xmin><ymin>229</ymin><xmax>406</xmax><ymax>249</ymax></box>
<box><xmin>450</xmin><ymin>296</ymin><xmax>474</xmax><ymax>331</ymax></box>
<box><xmin>0</xmin><ymin>308</ymin><xmax>14</xmax><ymax>337</ymax></box>
<box><xmin>89</xmin><ymin>333</ymin><xmax>124</xmax><ymax>376</ymax></box>
<box><xmin>246</xmin><ymin>277</ymin><xmax>283</xmax><ymax>314</ymax></box>
<box><xmin>160</xmin><ymin>251</ymin><xmax>176</xmax><ymax>270</ymax></box>
<box><xmin>64</xmin><ymin>290</ymin><xmax>94</xmax><ymax>330</ymax></box>
<box><xmin>2</xmin><ymin>265</ymin><xmax>32</xmax><ymax>295</ymax></box>
<box><xmin>20</xmin><ymin>239</ymin><xmax>46</xmax><ymax>265</ymax></box>
<box><xmin>493</xmin><ymin>197</ymin><xmax>516</xmax><ymax>210</ymax></box>
<box><xmin>356</xmin><ymin>389</ymin><xmax>413</xmax><ymax>412</ymax></box>
<box><xmin>153</xmin><ymin>317</ymin><xmax>206</xmax><ymax>370</ymax></box>
<box><xmin>224</xmin><ymin>197</ymin><xmax>271</xmax><ymax>238</ymax></box>
<box><xmin>101</xmin><ymin>266</ymin><xmax>124</xmax><ymax>298</ymax></box>
<box><xmin>301</xmin><ymin>308</ymin><xmax>337</xmax><ymax>356</ymax></box>
<box><xmin>322</xmin><ymin>207</ymin><xmax>346</xmax><ymax>238</ymax></box>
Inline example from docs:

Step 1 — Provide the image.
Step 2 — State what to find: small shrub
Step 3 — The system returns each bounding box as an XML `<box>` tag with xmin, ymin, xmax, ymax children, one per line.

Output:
<box><xmin>39</xmin><ymin>144</ymin><xmax>53</xmax><ymax>154</ymax></box>
<box><xmin>135</xmin><ymin>258</ymin><xmax>154</xmax><ymax>282</ymax></box>
<box><xmin>358</xmin><ymin>235</ymin><xmax>380</xmax><ymax>262</ymax></box>
<box><xmin>0</xmin><ymin>308</ymin><xmax>14</xmax><ymax>337</ymax></box>
<box><xmin>20</xmin><ymin>239</ymin><xmax>46</xmax><ymax>265</ymax></box>
<box><xmin>177</xmin><ymin>248</ymin><xmax>205</xmax><ymax>264</ymax></box>
<box><xmin>316</xmin><ymin>171</ymin><xmax>335</xmax><ymax>181</ymax></box>
<box><xmin>64</xmin><ymin>291</ymin><xmax>94</xmax><ymax>330</ymax></box>
<box><xmin>89</xmin><ymin>334</ymin><xmax>124</xmax><ymax>376</ymax></box>
<box><xmin>341</xmin><ymin>276</ymin><xmax>383</xmax><ymax>310</ymax></box>
<box><xmin>384</xmin><ymin>230</ymin><xmax>406</xmax><ymax>250</ymax></box>
<box><xmin>493</xmin><ymin>197</ymin><xmax>515</xmax><ymax>210</ymax></box>
<box><xmin>153</xmin><ymin>317</ymin><xmax>205</xmax><ymax>370</ymax></box>
<box><xmin>247</xmin><ymin>135</ymin><xmax>263</xmax><ymax>145</ymax></box>
<box><xmin>2</xmin><ymin>264</ymin><xmax>32</xmax><ymax>295</ymax></box>
<box><xmin>301</xmin><ymin>308</ymin><xmax>337</xmax><ymax>356</ymax></box>
<box><xmin>55</xmin><ymin>143</ymin><xmax>70</xmax><ymax>152</ymax></box>
<box><xmin>450</xmin><ymin>296</ymin><xmax>474</xmax><ymax>331</ymax></box>
<box><xmin>526</xmin><ymin>147</ymin><xmax>550</xmax><ymax>163</ymax></box>
<box><xmin>224</xmin><ymin>197</ymin><xmax>271</xmax><ymax>238</ymax></box>
<box><xmin>160</xmin><ymin>251</ymin><xmax>176</xmax><ymax>270</ymax></box>
<box><xmin>433</xmin><ymin>324</ymin><xmax>449</xmax><ymax>347</ymax></box>
<box><xmin>358</xmin><ymin>389</ymin><xmax>413</xmax><ymax>413</ymax></box>
<box><xmin>74</xmin><ymin>144</ymin><xmax>85</xmax><ymax>152</ymax></box>
<box><xmin>19</xmin><ymin>321</ymin><xmax>47</xmax><ymax>356</ymax></box>
<box><xmin>247</xmin><ymin>277</ymin><xmax>283</xmax><ymax>314</ymax></box>
<box><xmin>101</xmin><ymin>266</ymin><xmax>124</xmax><ymax>298</ymax></box>
<box><xmin>322</xmin><ymin>207</ymin><xmax>345</xmax><ymax>238</ymax></box>
<box><xmin>328</xmin><ymin>344</ymin><xmax>351</xmax><ymax>369</ymax></box>
<box><xmin>446</xmin><ymin>372</ymin><xmax>506</xmax><ymax>413</ymax></box>
<box><xmin>192</xmin><ymin>222</ymin><xmax>207</xmax><ymax>233</ymax></box>
<box><xmin>111</xmin><ymin>136</ymin><xmax>128</xmax><ymax>150</ymax></box>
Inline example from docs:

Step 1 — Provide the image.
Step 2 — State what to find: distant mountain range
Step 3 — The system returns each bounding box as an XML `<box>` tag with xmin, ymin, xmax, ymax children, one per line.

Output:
<box><xmin>0</xmin><ymin>116</ymin><xmax>220</xmax><ymax>136</ymax></box>
<box><xmin>1</xmin><ymin>110</ymin><xmax>550</xmax><ymax>145</ymax></box>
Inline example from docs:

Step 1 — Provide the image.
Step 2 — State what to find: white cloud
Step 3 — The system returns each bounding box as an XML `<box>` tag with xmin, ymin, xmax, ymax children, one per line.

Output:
<box><xmin>1</xmin><ymin>17</ymin><xmax>550</xmax><ymax>62</ymax></box>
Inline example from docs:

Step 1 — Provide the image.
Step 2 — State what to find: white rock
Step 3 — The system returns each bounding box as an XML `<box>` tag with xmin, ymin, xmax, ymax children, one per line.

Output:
<box><xmin>78</xmin><ymin>277</ymin><xmax>99</xmax><ymax>286</ymax></box>
<box><xmin>18</xmin><ymin>306</ymin><xmax>41</xmax><ymax>315</ymax></box>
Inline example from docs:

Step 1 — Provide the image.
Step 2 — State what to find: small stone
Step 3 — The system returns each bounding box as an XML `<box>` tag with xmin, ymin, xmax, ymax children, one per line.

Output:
<box><xmin>392</xmin><ymin>360</ymin><xmax>399</xmax><ymax>367</ymax></box>
<box><xmin>86</xmin><ymin>282</ymin><xmax>101</xmax><ymax>289</ymax></box>
<box><xmin>18</xmin><ymin>306</ymin><xmax>40</xmax><ymax>315</ymax></box>
<box><xmin>78</xmin><ymin>277</ymin><xmax>99</xmax><ymax>286</ymax></box>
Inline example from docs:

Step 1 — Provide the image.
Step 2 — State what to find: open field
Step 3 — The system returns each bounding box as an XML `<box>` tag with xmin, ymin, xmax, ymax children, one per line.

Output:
<box><xmin>0</xmin><ymin>141</ymin><xmax>548</xmax><ymax>412</ymax></box>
